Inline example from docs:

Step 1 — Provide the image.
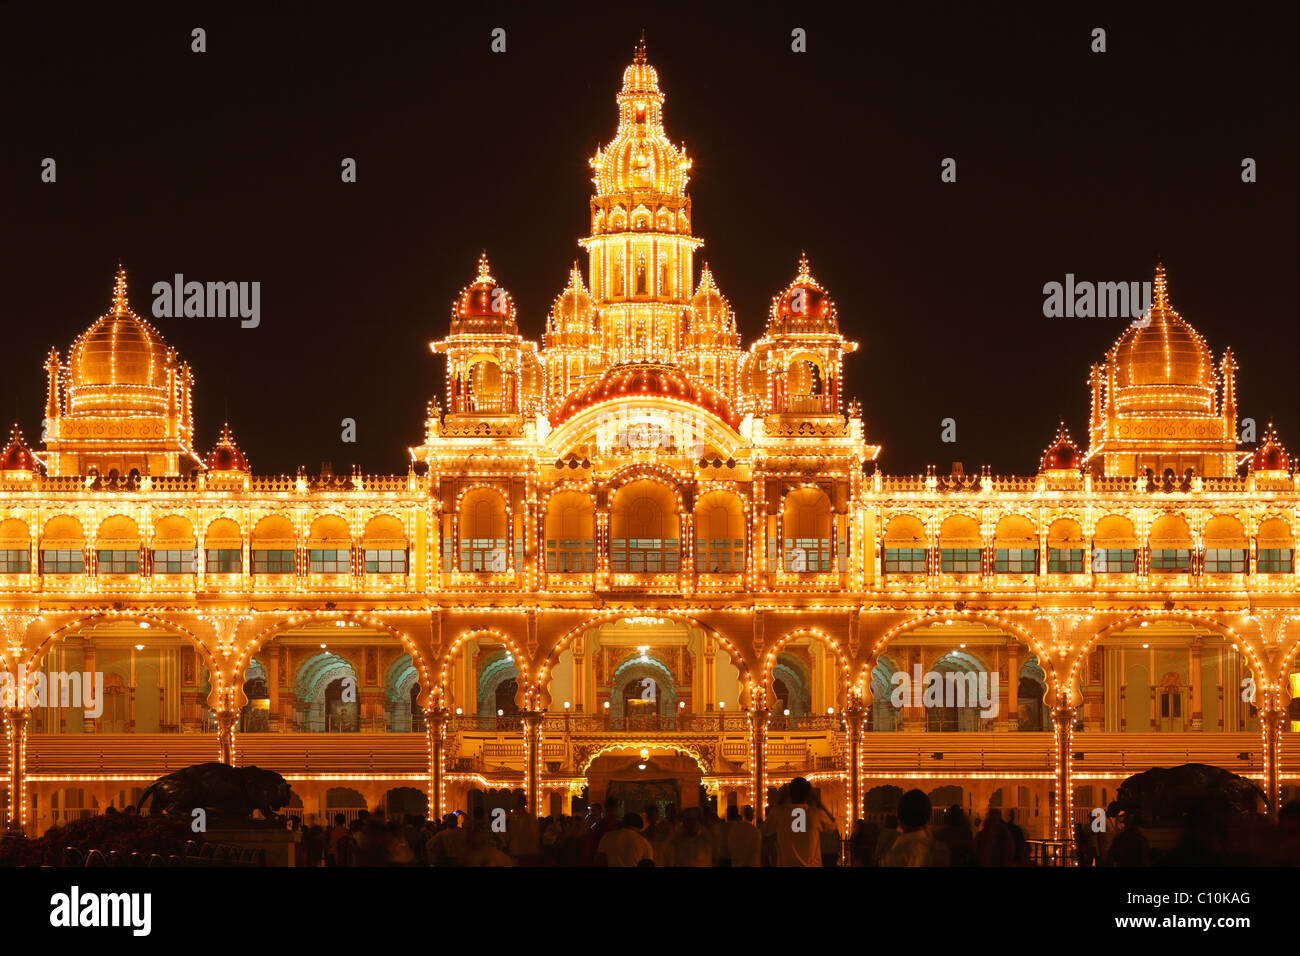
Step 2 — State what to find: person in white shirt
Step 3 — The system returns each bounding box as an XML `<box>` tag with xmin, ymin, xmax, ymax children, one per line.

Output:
<box><xmin>762</xmin><ymin>777</ymin><xmax>836</xmax><ymax>866</ymax></box>
<box><xmin>726</xmin><ymin>805</ymin><xmax>762</xmax><ymax>867</ymax></box>
<box><xmin>597</xmin><ymin>813</ymin><xmax>655</xmax><ymax>867</ymax></box>
<box><xmin>879</xmin><ymin>789</ymin><xmax>950</xmax><ymax>867</ymax></box>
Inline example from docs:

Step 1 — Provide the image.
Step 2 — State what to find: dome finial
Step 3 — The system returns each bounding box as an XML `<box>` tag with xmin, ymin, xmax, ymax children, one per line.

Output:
<box><xmin>796</xmin><ymin>250</ymin><xmax>812</xmax><ymax>280</ymax></box>
<box><xmin>1153</xmin><ymin>260</ymin><xmax>1169</xmax><ymax>310</ymax></box>
<box><xmin>634</xmin><ymin>29</ymin><xmax>647</xmax><ymax>64</ymax></box>
<box><xmin>476</xmin><ymin>251</ymin><xmax>493</xmax><ymax>281</ymax></box>
<box><xmin>112</xmin><ymin>262</ymin><xmax>129</xmax><ymax>315</ymax></box>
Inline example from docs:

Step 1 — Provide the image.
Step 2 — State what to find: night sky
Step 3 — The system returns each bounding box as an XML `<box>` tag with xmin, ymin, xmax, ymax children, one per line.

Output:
<box><xmin>2</xmin><ymin>2</ymin><xmax>1296</xmax><ymax>476</ymax></box>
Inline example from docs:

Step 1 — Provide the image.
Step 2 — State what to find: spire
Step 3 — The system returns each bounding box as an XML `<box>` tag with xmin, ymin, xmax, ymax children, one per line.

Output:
<box><xmin>112</xmin><ymin>262</ymin><xmax>129</xmax><ymax>315</ymax></box>
<box><xmin>796</xmin><ymin>250</ymin><xmax>812</xmax><ymax>281</ymax></box>
<box><xmin>476</xmin><ymin>251</ymin><xmax>494</xmax><ymax>282</ymax></box>
<box><xmin>567</xmin><ymin>260</ymin><xmax>586</xmax><ymax>291</ymax></box>
<box><xmin>634</xmin><ymin>29</ymin><xmax>646</xmax><ymax>64</ymax></box>
<box><xmin>1152</xmin><ymin>260</ymin><xmax>1169</xmax><ymax>311</ymax></box>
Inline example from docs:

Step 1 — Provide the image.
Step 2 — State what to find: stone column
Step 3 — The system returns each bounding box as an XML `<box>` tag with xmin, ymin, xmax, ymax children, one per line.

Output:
<box><xmin>4</xmin><ymin>707</ymin><xmax>29</xmax><ymax>834</ymax></box>
<box><xmin>216</xmin><ymin>709</ymin><xmax>237</xmax><ymax>764</ymax></box>
<box><xmin>522</xmin><ymin>710</ymin><xmax>544</xmax><ymax>817</ymax></box>
<box><xmin>428</xmin><ymin>705</ymin><xmax>448</xmax><ymax>820</ymax></box>
<box><xmin>1005</xmin><ymin>643</ymin><xmax>1020</xmax><ymax>731</ymax></box>
<box><xmin>1189</xmin><ymin>638</ymin><xmax>1203</xmax><ymax>730</ymax></box>
<box><xmin>844</xmin><ymin>696</ymin><xmax>864</xmax><ymax>825</ymax></box>
<box><xmin>1051</xmin><ymin>703</ymin><xmax>1076</xmax><ymax>842</ymax></box>
<box><xmin>749</xmin><ymin>707</ymin><xmax>769</xmax><ymax>823</ymax></box>
<box><xmin>1262</xmin><ymin>706</ymin><xmax>1285</xmax><ymax>821</ymax></box>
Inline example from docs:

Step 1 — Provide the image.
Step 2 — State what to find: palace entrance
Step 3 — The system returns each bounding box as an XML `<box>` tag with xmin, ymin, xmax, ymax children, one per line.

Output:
<box><xmin>585</xmin><ymin>750</ymin><xmax>703</xmax><ymax>816</ymax></box>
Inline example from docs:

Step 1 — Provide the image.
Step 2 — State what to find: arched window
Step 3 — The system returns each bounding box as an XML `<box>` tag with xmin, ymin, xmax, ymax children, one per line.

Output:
<box><xmin>1258</xmin><ymin>517</ymin><xmax>1295</xmax><ymax>573</ymax></box>
<box><xmin>695</xmin><ymin>491</ymin><xmax>745</xmax><ymax>573</ymax></box>
<box><xmin>363</xmin><ymin>514</ymin><xmax>407</xmax><ymax>574</ymax></box>
<box><xmin>883</xmin><ymin>515</ymin><xmax>927</xmax><ymax>574</ymax></box>
<box><xmin>152</xmin><ymin>515</ymin><xmax>196</xmax><ymax>574</ymax></box>
<box><xmin>786</xmin><ymin>356</ymin><xmax>823</xmax><ymax>413</ymax></box>
<box><xmin>544</xmin><ymin>492</ymin><xmax>595</xmax><ymax>573</ymax></box>
<box><xmin>993</xmin><ymin>515</ymin><xmax>1037</xmax><ymax>574</ymax></box>
<box><xmin>782</xmin><ymin>488</ymin><xmax>832</xmax><ymax>572</ymax></box>
<box><xmin>1203</xmin><ymin>514</ymin><xmax>1247</xmax><ymax>574</ymax></box>
<box><xmin>205</xmin><ymin>517</ymin><xmax>243</xmax><ymax>573</ymax></box>
<box><xmin>1046</xmin><ymin>518</ymin><xmax>1085</xmax><ymax>573</ymax></box>
<box><xmin>96</xmin><ymin>515</ymin><xmax>141</xmax><ymax>574</ymax></box>
<box><xmin>307</xmin><ymin>515</ymin><xmax>351</xmax><ymax>574</ymax></box>
<box><xmin>1092</xmin><ymin>515</ymin><xmax>1137</xmax><ymax>572</ymax></box>
<box><xmin>1149</xmin><ymin>513</ymin><xmax>1192</xmax><ymax>572</ymax></box>
<box><xmin>469</xmin><ymin>359</ymin><xmax>505</xmax><ymax>413</ymax></box>
<box><xmin>938</xmin><ymin>515</ymin><xmax>981</xmax><ymax>573</ymax></box>
<box><xmin>41</xmin><ymin>515</ymin><xmax>85</xmax><ymax>574</ymax></box>
<box><xmin>0</xmin><ymin>518</ymin><xmax>32</xmax><ymax>573</ymax></box>
<box><xmin>610</xmin><ymin>480</ymin><xmax>679</xmax><ymax>573</ymax></box>
<box><xmin>252</xmin><ymin>514</ymin><xmax>296</xmax><ymax>574</ymax></box>
<box><xmin>459</xmin><ymin>488</ymin><xmax>508</xmax><ymax>572</ymax></box>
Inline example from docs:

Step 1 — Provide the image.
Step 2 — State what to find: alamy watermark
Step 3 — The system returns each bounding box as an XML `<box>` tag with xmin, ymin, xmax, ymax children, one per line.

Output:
<box><xmin>151</xmin><ymin>274</ymin><xmax>260</xmax><ymax>328</ymax></box>
<box><xmin>889</xmin><ymin>664</ymin><xmax>1000</xmax><ymax>718</ymax></box>
<box><xmin>0</xmin><ymin>667</ymin><xmax>104</xmax><ymax>717</ymax></box>
<box><xmin>1042</xmin><ymin>274</ymin><xmax>1152</xmax><ymax>323</ymax></box>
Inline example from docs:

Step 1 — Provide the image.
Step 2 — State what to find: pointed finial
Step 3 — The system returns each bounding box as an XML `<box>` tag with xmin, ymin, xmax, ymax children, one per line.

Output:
<box><xmin>112</xmin><ymin>262</ymin><xmax>129</xmax><ymax>314</ymax></box>
<box><xmin>634</xmin><ymin>30</ymin><xmax>647</xmax><ymax>64</ymax></box>
<box><xmin>567</xmin><ymin>261</ymin><xmax>587</xmax><ymax>290</ymax></box>
<box><xmin>796</xmin><ymin>250</ymin><xmax>811</xmax><ymax>279</ymax></box>
<box><xmin>1152</xmin><ymin>260</ymin><xmax>1169</xmax><ymax>310</ymax></box>
<box><xmin>476</xmin><ymin>251</ymin><xmax>493</xmax><ymax>280</ymax></box>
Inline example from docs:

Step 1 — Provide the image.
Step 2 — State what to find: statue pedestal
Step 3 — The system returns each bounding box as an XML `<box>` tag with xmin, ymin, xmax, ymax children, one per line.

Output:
<box><xmin>208</xmin><ymin>826</ymin><xmax>301</xmax><ymax>867</ymax></box>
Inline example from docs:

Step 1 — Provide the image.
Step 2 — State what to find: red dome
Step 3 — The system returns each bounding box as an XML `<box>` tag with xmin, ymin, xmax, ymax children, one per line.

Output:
<box><xmin>451</xmin><ymin>253</ymin><xmax>517</xmax><ymax>334</ymax></box>
<box><xmin>552</xmin><ymin>363</ymin><xmax>740</xmax><ymax>430</ymax></box>
<box><xmin>1252</xmin><ymin>423</ymin><xmax>1290</xmax><ymax>472</ymax></box>
<box><xmin>205</xmin><ymin>424</ymin><xmax>249</xmax><ymax>472</ymax></box>
<box><xmin>1040</xmin><ymin>422</ymin><xmax>1082</xmax><ymax>471</ymax></box>
<box><xmin>767</xmin><ymin>253</ymin><xmax>838</xmax><ymax>334</ymax></box>
<box><xmin>1</xmin><ymin>427</ymin><xmax>38</xmax><ymax>472</ymax></box>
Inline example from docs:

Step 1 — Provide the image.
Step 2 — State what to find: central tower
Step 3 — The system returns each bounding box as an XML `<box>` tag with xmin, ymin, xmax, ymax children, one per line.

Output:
<box><xmin>580</xmin><ymin>36</ymin><xmax>701</xmax><ymax>368</ymax></box>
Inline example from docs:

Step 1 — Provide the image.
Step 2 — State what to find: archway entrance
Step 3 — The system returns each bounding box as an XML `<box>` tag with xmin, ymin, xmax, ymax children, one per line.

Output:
<box><xmin>586</xmin><ymin>750</ymin><xmax>701</xmax><ymax>816</ymax></box>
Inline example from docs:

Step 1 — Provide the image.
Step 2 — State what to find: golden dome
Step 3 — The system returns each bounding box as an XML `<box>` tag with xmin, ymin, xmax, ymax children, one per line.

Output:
<box><xmin>67</xmin><ymin>266</ymin><xmax>176</xmax><ymax>412</ymax></box>
<box><xmin>1109</xmin><ymin>264</ymin><xmax>1216</xmax><ymax>412</ymax></box>
<box><xmin>590</xmin><ymin>37</ymin><xmax>692</xmax><ymax>201</ymax></box>
<box><xmin>689</xmin><ymin>264</ymin><xmax>735</xmax><ymax>335</ymax></box>
<box><xmin>545</xmin><ymin>264</ymin><xmax>593</xmax><ymax>342</ymax></box>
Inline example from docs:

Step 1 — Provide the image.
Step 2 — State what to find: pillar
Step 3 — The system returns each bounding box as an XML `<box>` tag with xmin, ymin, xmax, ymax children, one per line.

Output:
<box><xmin>522</xmin><ymin>710</ymin><xmax>543</xmax><ymax>816</ymax></box>
<box><xmin>428</xmin><ymin>705</ymin><xmax>448</xmax><ymax>820</ymax></box>
<box><xmin>749</xmin><ymin>706</ymin><xmax>769</xmax><ymax>822</ymax></box>
<box><xmin>1262</xmin><ymin>706</ymin><xmax>1284</xmax><ymax>821</ymax></box>
<box><xmin>1051</xmin><ymin>703</ymin><xmax>1076</xmax><ymax>841</ymax></box>
<box><xmin>844</xmin><ymin>696</ymin><xmax>864</xmax><ymax>824</ymax></box>
<box><xmin>4</xmin><ymin>707</ymin><xmax>29</xmax><ymax>834</ymax></box>
<box><xmin>1189</xmin><ymin>638</ymin><xmax>1203</xmax><ymax>730</ymax></box>
<box><xmin>216</xmin><ymin>710</ymin><xmax>237</xmax><ymax>764</ymax></box>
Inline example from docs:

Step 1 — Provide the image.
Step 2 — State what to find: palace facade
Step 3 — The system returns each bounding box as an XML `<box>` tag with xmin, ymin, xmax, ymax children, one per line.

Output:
<box><xmin>2</xmin><ymin>41</ymin><xmax>1298</xmax><ymax>844</ymax></box>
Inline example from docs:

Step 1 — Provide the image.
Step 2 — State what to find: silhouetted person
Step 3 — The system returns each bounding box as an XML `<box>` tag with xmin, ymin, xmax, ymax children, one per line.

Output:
<box><xmin>975</xmin><ymin>808</ymin><xmax>1014</xmax><ymax>867</ymax></box>
<box><xmin>934</xmin><ymin>805</ymin><xmax>976</xmax><ymax>866</ymax></box>
<box><xmin>880</xmin><ymin>790</ymin><xmax>948</xmax><ymax>866</ymax></box>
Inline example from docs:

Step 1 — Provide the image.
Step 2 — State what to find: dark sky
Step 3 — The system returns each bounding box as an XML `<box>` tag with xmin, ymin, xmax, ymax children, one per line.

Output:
<box><xmin>2</xmin><ymin>1</ymin><xmax>1296</xmax><ymax>476</ymax></box>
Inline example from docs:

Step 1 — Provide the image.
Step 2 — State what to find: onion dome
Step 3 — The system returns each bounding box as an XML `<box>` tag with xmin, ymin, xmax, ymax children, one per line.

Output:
<box><xmin>545</xmin><ymin>263</ymin><xmax>594</xmax><ymax>341</ymax></box>
<box><xmin>204</xmin><ymin>422</ymin><xmax>249</xmax><ymax>472</ymax></box>
<box><xmin>767</xmin><ymin>253</ymin><xmax>838</xmax><ymax>335</ymax></box>
<box><xmin>1251</xmin><ymin>421</ymin><xmax>1290</xmax><ymax>473</ymax></box>
<box><xmin>552</xmin><ymin>362</ymin><xmax>740</xmax><ymax>430</ymax></box>
<box><xmin>689</xmin><ymin>264</ymin><xmax>736</xmax><ymax>337</ymax></box>
<box><xmin>0</xmin><ymin>425</ymin><xmax>40</xmax><ymax>474</ymax></box>
<box><xmin>450</xmin><ymin>253</ymin><xmax>518</xmax><ymax>335</ymax></box>
<box><xmin>1040</xmin><ymin>421</ymin><xmax>1082</xmax><ymax>471</ymax></box>
<box><xmin>1109</xmin><ymin>263</ymin><xmax>1217</xmax><ymax>412</ymax></box>
<box><xmin>590</xmin><ymin>34</ymin><xmax>692</xmax><ymax>200</ymax></box>
<box><xmin>67</xmin><ymin>265</ymin><xmax>178</xmax><ymax>411</ymax></box>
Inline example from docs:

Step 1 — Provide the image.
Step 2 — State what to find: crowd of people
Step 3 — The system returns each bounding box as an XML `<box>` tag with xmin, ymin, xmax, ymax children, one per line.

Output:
<box><xmin>282</xmin><ymin>779</ymin><xmax>1300</xmax><ymax>866</ymax></box>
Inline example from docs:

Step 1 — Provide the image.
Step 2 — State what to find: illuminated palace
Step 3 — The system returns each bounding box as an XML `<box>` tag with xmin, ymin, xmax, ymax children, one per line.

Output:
<box><xmin>2</xmin><ymin>42</ymin><xmax>1298</xmax><ymax>844</ymax></box>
